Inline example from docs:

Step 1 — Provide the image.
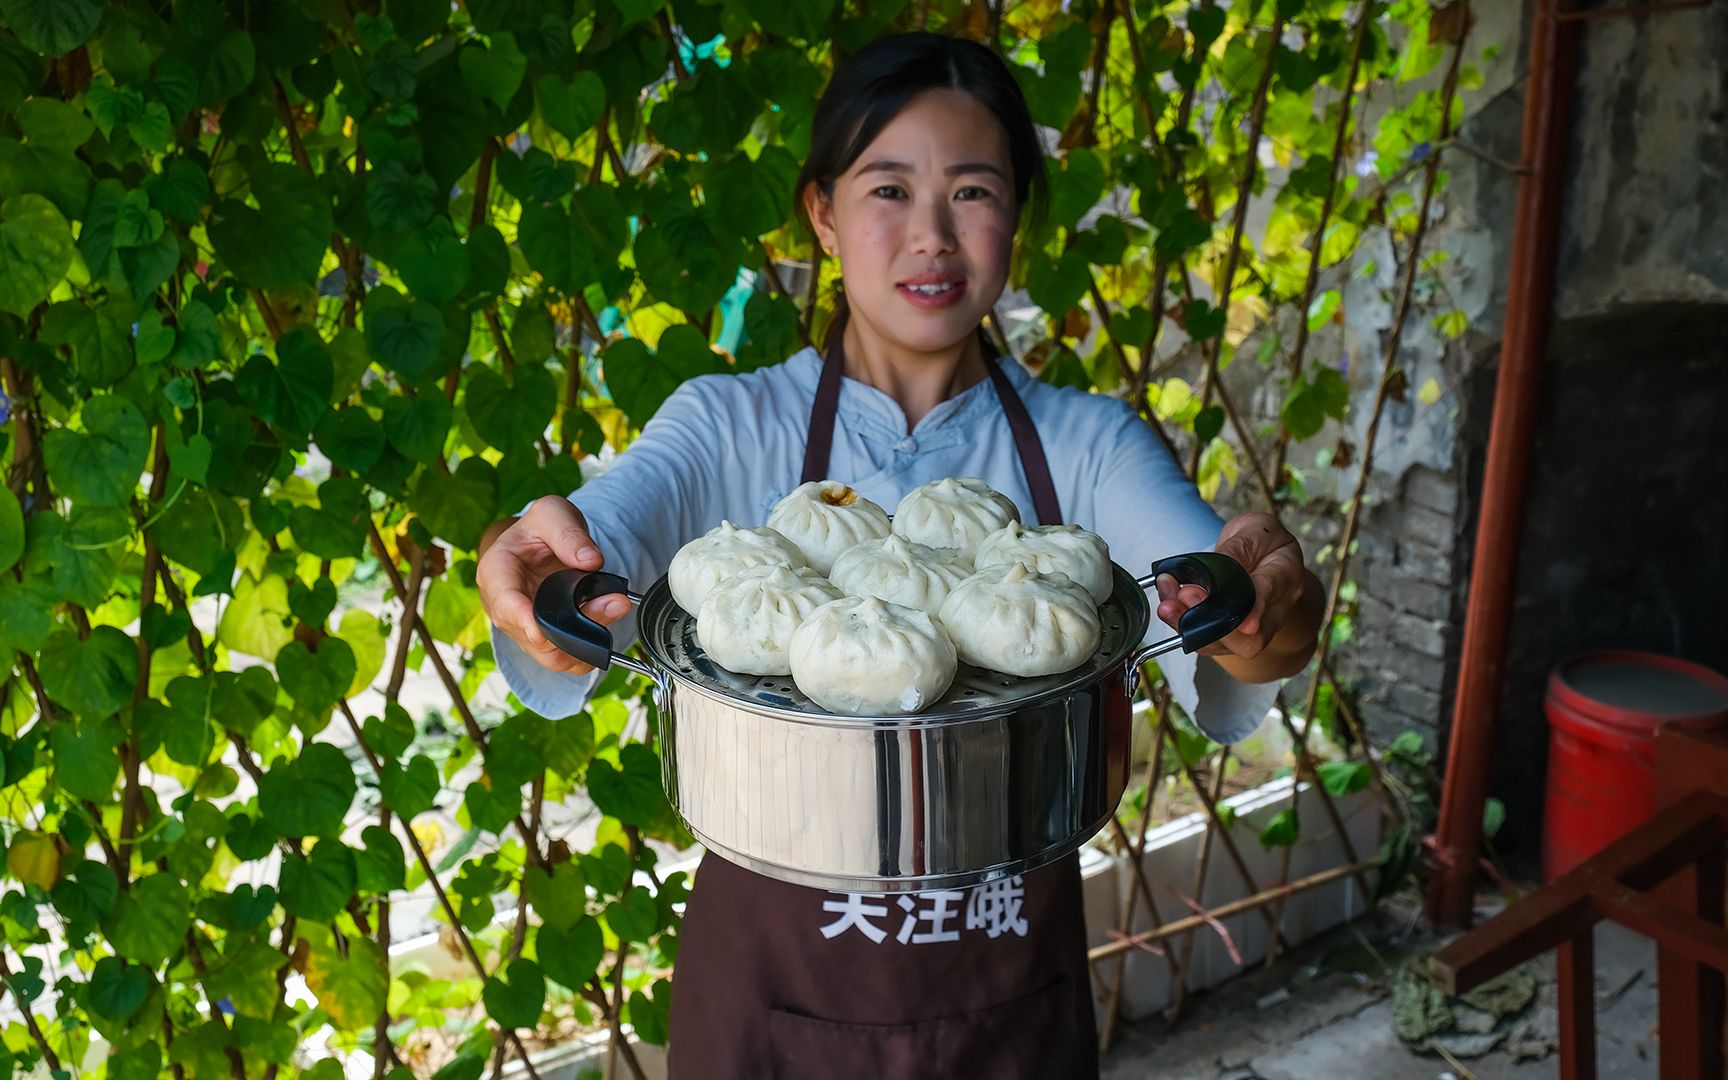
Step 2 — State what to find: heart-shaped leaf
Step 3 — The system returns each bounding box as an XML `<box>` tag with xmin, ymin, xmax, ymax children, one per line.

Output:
<box><xmin>88</xmin><ymin>956</ymin><xmax>151</xmax><ymax>1022</ymax></box>
<box><xmin>258</xmin><ymin>742</ymin><xmax>357</xmax><ymax>838</ymax></box>
<box><xmin>275</xmin><ymin>637</ymin><xmax>357</xmax><ymax>715</ymax></box>
<box><xmin>104</xmin><ymin>874</ymin><xmax>191</xmax><ymax>967</ymax></box>
<box><xmin>228</xmin><ymin>884</ymin><xmax>277</xmax><ymax>929</ymax></box>
<box><xmin>304</xmin><ymin>932</ymin><xmax>387</xmax><ymax>1031</ymax></box>
<box><xmin>279</xmin><ymin>839</ymin><xmax>357</xmax><ymax>922</ymax></box>
<box><xmin>482</xmin><ymin>957</ymin><xmax>545</xmax><ymax>1029</ymax></box>
<box><xmin>40</xmin><ymin>626</ymin><xmax>137</xmax><ymax>719</ymax></box>
<box><xmin>380</xmin><ymin>754</ymin><xmax>438</xmax><ymax>819</ymax></box>
<box><xmin>537</xmin><ymin>916</ymin><xmax>605</xmax><ymax>993</ymax></box>
<box><xmin>586</xmin><ymin>743</ymin><xmax>666</xmax><ymax>829</ymax></box>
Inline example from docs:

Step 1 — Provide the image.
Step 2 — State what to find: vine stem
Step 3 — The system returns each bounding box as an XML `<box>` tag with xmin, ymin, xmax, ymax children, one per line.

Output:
<box><xmin>471</xmin><ymin>138</ymin><xmax>498</xmax><ymax>235</ymax></box>
<box><xmin>659</xmin><ymin>10</ymin><xmax>689</xmax><ymax>79</ymax></box>
<box><xmin>1270</xmin><ymin>0</ymin><xmax>1376</xmax><ymax>494</ymax></box>
<box><xmin>491</xmin><ymin>770</ymin><xmax>545</xmax><ymax>1080</ymax></box>
<box><xmin>758</xmin><ymin>241</ymin><xmax>815</xmax><ymax>351</ymax></box>
<box><xmin>271</xmin><ymin>74</ymin><xmax>358</xmax><ymax>289</ymax></box>
<box><xmin>121</xmin><ymin>422</ymin><xmax>174</xmax><ymax>887</ymax></box>
<box><xmin>1261</xmin><ymin>33</ymin><xmax>1470</xmax><ymax>951</ymax></box>
<box><xmin>3</xmin><ymin>358</ymin><xmax>48</xmax><ymax>505</ymax></box>
<box><xmin>603</xmin><ymin>826</ymin><xmax>647</xmax><ymax>1080</ymax></box>
<box><xmin>0</xmin><ymin>949</ymin><xmax>61</xmax><ymax>1072</ymax></box>
<box><xmin>373</xmin><ymin>549</ymin><xmax>425</xmax><ymax>1078</ymax></box>
<box><xmin>335</xmin><ymin>701</ymin><xmax>547</xmax><ymax>1080</ymax></box>
<box><xmin>1187</xmin><ymin>8</ymin><xmax>1287</xmax><ymax>478</ymax></box>
<box><xmin>17</xmin><ymin>654</ymin><xmax>126</xmax><ymax>873</ymax></box>
<box><xmin>1121</xmin><ymin>0</ymin><xmax>1209</xmax><ymax>412</ymax></box>
<box><xmin>365</xmin><ymin>521</ymin><xmax>545</xmax><ymax>867</ymax></box>
<box><xmin>800</xmin><ymin>247</ymin><xmax>824</xmax><ymax>341</ymax></box>
<box><xmin>171</xmin><ymin>900</ymin><xmax>247</xmax><ymax>1079</ymax></box>
<box><xmin>1095</xmin><ymin>688</ymin><xmax>1179</xmax><ymax>1052</ymax></box>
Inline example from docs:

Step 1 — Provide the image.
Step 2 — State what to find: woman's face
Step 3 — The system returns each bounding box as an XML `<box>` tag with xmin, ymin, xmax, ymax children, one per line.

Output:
<box><xmin>805</xmin><ymin>89</ymin><xmax>1019</xmax><ymax>355</ymax></box>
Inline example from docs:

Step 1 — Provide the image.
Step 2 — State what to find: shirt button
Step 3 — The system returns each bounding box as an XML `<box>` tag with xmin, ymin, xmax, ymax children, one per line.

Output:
<box><xmin>895</xmin><ymin>437</ymin><xmax>918</xmax><ymax>453</ymax></box>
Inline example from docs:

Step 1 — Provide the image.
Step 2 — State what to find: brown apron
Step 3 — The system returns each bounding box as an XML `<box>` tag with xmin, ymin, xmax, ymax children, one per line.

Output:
<box><xmin>665</xmin><ymin>335</ymin><xmax>1099</xmax><ymax>1079</ymax></box>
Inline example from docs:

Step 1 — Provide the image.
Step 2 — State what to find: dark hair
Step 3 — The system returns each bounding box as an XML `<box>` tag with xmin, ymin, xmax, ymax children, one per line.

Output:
<box><xmin>796</xmin><ymin>32</ymin><xmax>1048</xmax><ymax>349</ymax></box>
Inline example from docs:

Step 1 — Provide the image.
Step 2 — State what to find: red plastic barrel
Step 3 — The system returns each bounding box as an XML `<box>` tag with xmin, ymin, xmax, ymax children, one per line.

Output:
<box><xmin>1542</xmin><ymin>650</ymin><xmax>1728</xmax><ymax>880</ymax></box>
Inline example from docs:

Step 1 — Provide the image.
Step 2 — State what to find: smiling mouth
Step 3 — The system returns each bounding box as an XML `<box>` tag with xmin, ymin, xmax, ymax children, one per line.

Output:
<box><xmin>902</xmin><ymin>281</ymin><xmax>960</xmax><ymax>295</ymax></box>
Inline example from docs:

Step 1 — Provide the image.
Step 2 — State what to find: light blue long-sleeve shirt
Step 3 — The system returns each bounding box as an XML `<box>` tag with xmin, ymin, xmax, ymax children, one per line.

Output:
<box><xmin>489</xmin><ymin>346</ymin><xmax>1277</xmax><ymax>743</ymax></box>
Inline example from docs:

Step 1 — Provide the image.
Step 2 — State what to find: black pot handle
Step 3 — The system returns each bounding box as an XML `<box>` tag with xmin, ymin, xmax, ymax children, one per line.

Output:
<box><xmin>532</xmin><ymin>569</ymin><xmax>657</xmax><ymax>680</ymax></box>
<box><xmin>1141</xmin><ymin>551</ymin><xmax>1257</xmax><ymax>655</ymax></box>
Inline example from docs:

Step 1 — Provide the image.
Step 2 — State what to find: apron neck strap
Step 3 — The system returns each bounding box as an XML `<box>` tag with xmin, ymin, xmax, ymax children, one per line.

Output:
<box><xmin>801</xmin><ymin>331</ymin><xmax>1063</xmax><ymax>526</ymax></box>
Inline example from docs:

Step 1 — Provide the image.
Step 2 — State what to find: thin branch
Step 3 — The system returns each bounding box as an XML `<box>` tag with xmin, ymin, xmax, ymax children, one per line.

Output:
<box><xmin>251</xmin><ymin>289</ymin><xmax>284</xmax><ymax>341</ymax></box>
<box><xmin>1121</xmin><ymin>1</ymin><xmax>1207</xmax><ymax>412</ymax></box>
<box><xmin>1168</xmin><ymin>746</ymin><xmax>1233</xmax><ymax>1019</ymax></box>
<box><xmin>1097</xmin><ymin>690</ymin><xmax>1182</xmax><ymax>1052</ymax></box>
<box><xmin>484</xmin><ymin>306</ymin><xmax>517</xmax><ymax>377</ymax></box>
<box><xmin>758</xmin><ymin>242</ymin><xmax>815</xmax><ymax>351</ymax></box>
<box><xmin>491</xmin><ymin>771</ymin><xmax>546</xmax><ymax>1080</ymax></box>
<box><xmin>0</xmin><ymin>949</ymin><xmax>61</xmax><ymax>1072</ymax></box>
<box><xmin>344</xmin><ymin>142</ymin><xmax>367</xmax><ymax>327</ymax></box>
<box><xmin>659</xmin><ymin>10</ymin><xmax>690</xmax><ymax>79</ymax></box>
<box><xmin>1187</xmin><ymin>7</ymin><xmax>1287</xmax><ymax>477</ymax></box>
<box><xmin>122</xmin><ymin>422</ymin><xmax>174</xmax><ymax>887</ymax></box>
<box><xmin>1295</xmin><ymin>38</ymin><xmax>1465</xmax><ymax>779</ymax></box>
<box><xmin>18</xmin><ymin>655</ymin><xmax>127</xmax><ymax>873</ymax></box>
<box><xmin>1262</xmin><ymin>33</ymin><xmax>1470</xmax><ymax>959</ymax></box>
<box><xmin>335</xmin><ymin>702</ymin><xmax>546</xmax><ymax>1080</ymax></box>
<box><xmin>3</xmin><ymin>358</ymin><xmax>48</xmax><ymax>506</ymax></box>
<box><xmin>604</xmin><ymin>828</ymin><xmax>647</xmax><ymax>1080</ymax></box>
<box><xmin>1088</xmin><ymin>272</ymin><xmax>1180</xmax><ymax>457</ymax></box>
<box><xmin>1272</xmin><ymin>0</ymin><xmax>1374</xmax><ymax>492</ymax></box>
<box><xmin>175</xmin><ymin>916</ymin><xmax>247</xmax><ymax>1079</ymax></box>
<box><xmin>270</xmin><ymin>76</ymin><xmax>313</xmax><ymax>174</ymax></box>
<box><xmin>1088</xmin><ymin>857</ymin><xmax>1382</xmax><ymax>961</ymax></box>
<box><xmin>386</xmin><ymin>549</ymin><xmax>428</xmax><ymax>701</ymax></box>
<box><xmin>365</xmin><ymin>522</ymin><xmax>546</xmax><ymax>868</ymax></box>
<box><xmin>1157</xmin><ymin>712</ymin><xmax>1293</xmax><ymax>954</ymax></box>
<box><xmin>471</xmin><ymin>138</ymin><xmax>498</xmax><ymax>235</ymax></box>
<box><xmin>801</xmin><ymin>248</ymin><xmax>824</xmax><ymax>340</ymax></box>
<box><xmin>589</xmin><ymin>107</ymin><xmax>612</xmax><ymax>186</ymax></box>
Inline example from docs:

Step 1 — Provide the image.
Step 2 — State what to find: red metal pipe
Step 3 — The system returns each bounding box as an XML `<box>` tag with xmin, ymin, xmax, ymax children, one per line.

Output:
<box><xmin>1425</xmin><ymin>0</ymin><xmax>1582</xmax><ymax>929</ymax></box>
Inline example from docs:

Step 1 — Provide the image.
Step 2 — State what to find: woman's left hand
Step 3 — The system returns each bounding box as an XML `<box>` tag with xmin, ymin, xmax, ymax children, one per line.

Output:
<box><xmin>1154</xmin><ymin>511</ymin><xmax>1325</xmax><ymax>682</ymax></box>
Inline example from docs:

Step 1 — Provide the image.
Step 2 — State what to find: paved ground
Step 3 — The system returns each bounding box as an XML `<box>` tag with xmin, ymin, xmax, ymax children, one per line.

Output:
<box><xmin>1101</xmin><ymin>892</ymin><xmax>1660</xmax><ymax>1080</ymax></box>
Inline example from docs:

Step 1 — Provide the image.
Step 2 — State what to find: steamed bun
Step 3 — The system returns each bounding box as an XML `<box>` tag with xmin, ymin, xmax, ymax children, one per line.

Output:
<box><xmin>829</xmin><ymin>534</ymin><xmax>972</xmax><ymax>616</ymax></box>
<box><xmin>766</xmin><ymin>481</ymin><xmax>892</xmax><ymax>574</ymax></box>
<box><xmin>697</xmin><ymin>565</ymin><xmax>844</xmax><ymax>676</ymax></box>
<box><xmin>974</xmin><ymin>522</ymin><xmax>1113</xmax><ymax>604</ymax></box>
<box><xmin>891</xmin><ymin>477</ymin><xmax>1019</xmax><ymax>562</ymax></box>
<box><xmin>667</xmin><ymin>520</ymin><xmax>805</xmax><ymax>614</ymax></box>
<box><xmin>789</xmin><ymin>596</ymin><xmax>957</xmax><ymax>715</ymax></box>
<box><xmin>937</xmin><ymin>562</ymin><xmax>1101</xmax><ymax>677</ymax></box>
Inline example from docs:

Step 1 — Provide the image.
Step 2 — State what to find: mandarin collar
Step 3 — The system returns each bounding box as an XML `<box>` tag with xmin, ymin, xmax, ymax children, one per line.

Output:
<box><xmin>782</xmin><ymin>345</ymin><xmax>1037</xmax><ymax>444</ymax></box>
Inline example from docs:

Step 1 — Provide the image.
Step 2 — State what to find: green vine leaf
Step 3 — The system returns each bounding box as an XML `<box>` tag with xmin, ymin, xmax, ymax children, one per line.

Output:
<box><xmin>0</xmin><ymin>2</ymin><xmax>1485</xmax><ymax>1066</ymax></box>
<box><xmin>258</xmin><ymin>742</ymin><xmax>357</xmax><ymax>839</ymax></box>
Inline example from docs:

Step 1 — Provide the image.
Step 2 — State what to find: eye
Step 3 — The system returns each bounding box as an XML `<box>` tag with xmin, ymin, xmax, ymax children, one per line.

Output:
<box><xmin>955</xmin><ymin>186</ymin><xmax>994</xmax><ymax>202</ymax></box>
<box><xmin>871</xmin><ymin>185</ymin><xmax>907</xmax><ymax>200</ymax></box>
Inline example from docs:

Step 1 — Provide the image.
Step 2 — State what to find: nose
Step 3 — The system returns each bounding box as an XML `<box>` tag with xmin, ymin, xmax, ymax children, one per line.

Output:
<box><xmin>907</xmin><ymin>194</ymin><xmax>959</xmax><ymax>257</ymax></box>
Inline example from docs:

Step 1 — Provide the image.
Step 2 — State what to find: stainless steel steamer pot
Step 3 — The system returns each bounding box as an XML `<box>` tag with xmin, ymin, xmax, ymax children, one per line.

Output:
<box><xmin>534</xmin><ymin>553</ymin><xmax>1253</xmax><ymax>893</ymax></box>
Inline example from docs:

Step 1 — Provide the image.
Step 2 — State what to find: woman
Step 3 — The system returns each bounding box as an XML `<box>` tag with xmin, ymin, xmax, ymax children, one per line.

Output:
<box><xmin>479</xmin><ymin>31</ymin><xmax>1324</xmax><ymax>1079</ymax></box>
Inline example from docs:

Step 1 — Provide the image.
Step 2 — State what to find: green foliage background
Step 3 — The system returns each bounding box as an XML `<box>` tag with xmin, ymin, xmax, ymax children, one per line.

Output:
<box><xmin>0</xmin><ymin>0</ymin><xmax>1479</xmax><ymax>1075</ymax></box>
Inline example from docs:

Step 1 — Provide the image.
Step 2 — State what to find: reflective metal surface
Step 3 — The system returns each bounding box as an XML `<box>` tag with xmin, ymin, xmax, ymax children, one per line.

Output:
<box><xmin>643</xmin><ymin>564</ymin><xmax>1154</xmax><ymax>893</ymax></box>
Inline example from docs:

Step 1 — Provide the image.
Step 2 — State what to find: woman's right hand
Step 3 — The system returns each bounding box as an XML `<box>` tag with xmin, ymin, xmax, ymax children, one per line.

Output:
<box><xmin>476</xmin><ymin>495</ymin><xmax>632</xmax><ymax>675</ymax></box>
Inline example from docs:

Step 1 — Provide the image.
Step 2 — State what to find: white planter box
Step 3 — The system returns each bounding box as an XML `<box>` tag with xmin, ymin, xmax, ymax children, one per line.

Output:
<box><xmin>1100</xmin><ymin>774</ymin><xmax>1381</xmax><ymax>1022</ymax></box>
